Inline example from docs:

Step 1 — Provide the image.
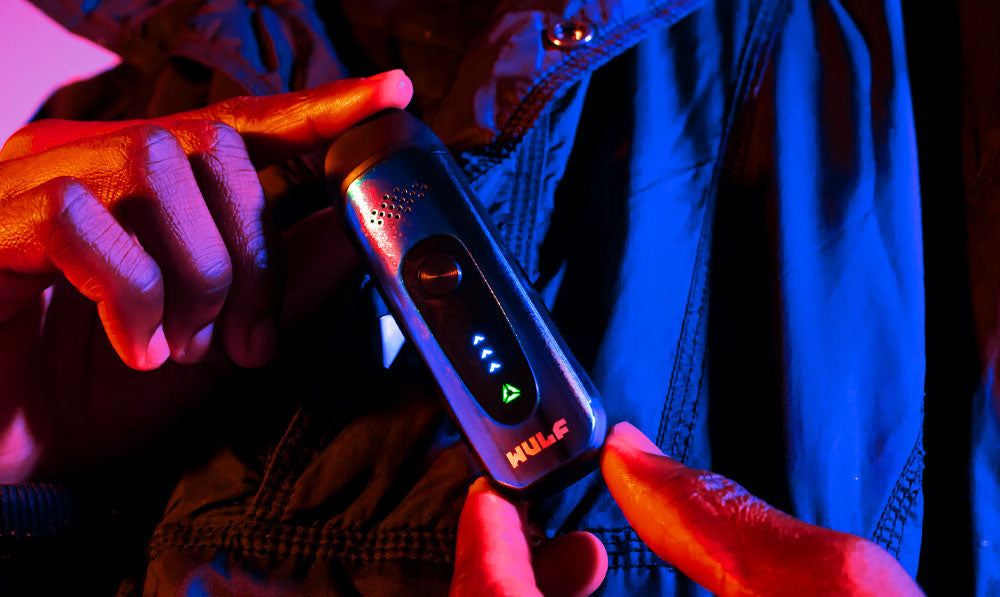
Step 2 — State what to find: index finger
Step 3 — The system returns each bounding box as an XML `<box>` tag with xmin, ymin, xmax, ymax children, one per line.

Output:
<box><xmin>0</xmin><ymin>70</ymin><xmax>413</xmax><ymax>166</ymax></box>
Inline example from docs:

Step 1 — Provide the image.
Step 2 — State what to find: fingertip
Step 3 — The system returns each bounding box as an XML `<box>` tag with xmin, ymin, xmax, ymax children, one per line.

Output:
<box><xmin>460</xmin><ymin>478</ymin><xmax>521</xmax><ymax>525</ymax></box>
<box><xmin>369</xmin><ymin>69</ymin><xmax>414</xmax><ymax>109</ymax></box>
<box><xmin>605</xmin><ymin>422</ymin><xmax>663</xmax><ymax>456</ymax></box>
<box><xmin>136</xmin><ymin>324</ymin><xmax>170</xmax><ymax>370</ymax></box>
<box><xmin>600</xmin><ymin>423</ymin><xmax>683</xmax><ymax>514</ymax></box>
<box><xmin>172</xmin><ymin>322</ymin><xmax>214</xmax><ymax>364</ymax></box>
<box><xmin>533</xmin><ymin>532</ymin><xmax>608</xmax><ymax>597</ymax></box>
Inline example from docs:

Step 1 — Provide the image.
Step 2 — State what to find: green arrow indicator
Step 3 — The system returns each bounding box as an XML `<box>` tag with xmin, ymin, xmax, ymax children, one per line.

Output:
<box><xmin>502</xmin><ymin>383</ymin><xmax>521</xmax><ymax>404</ymax></box>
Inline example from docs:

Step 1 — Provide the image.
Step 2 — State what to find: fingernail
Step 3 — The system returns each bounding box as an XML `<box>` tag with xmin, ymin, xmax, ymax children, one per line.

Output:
<box><xmin>174</xmin><ymin>322</ymin><xmax>214</xmax><ymax>364</ymax></box>
<box><xmin>609</xmin><ymin>422</ymin><xmax>663</xmax><ymax>455</ymax></box>
<box><xmin>367</xmin><ymin>69</ymin><xmax>404</xmax><ymax>83</ymax></box>
<box><xmin>247</xmin><ymin>318</ymin><xmax>276</xmax><ymax>366</ymax></box>
<box><xmin>467</xmin><ymin>477</ymin><xmax>492</xmax><ymax>497</ymax></box>
<box><xmin>142</xmin><ymin>325</ymin><xmax>170</xmax><ymax>370</ymax></box>
<box><xmin>368</xmin><ymin>69</ymin><xmax>412</xmax><ymax>99</ymax></box>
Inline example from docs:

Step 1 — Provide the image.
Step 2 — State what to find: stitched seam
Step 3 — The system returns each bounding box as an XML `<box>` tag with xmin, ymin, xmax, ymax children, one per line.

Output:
<box><xmin>267</xmin><ymin>412</ymin><xmax>345</xmax><ymax>522</ymax></box>
<box><xmin>461</xmin><ymin>0</ymin><xmax>707</xmax><ymax>184</ymax></box>
<box><xmin>586</xmin><ymin>527</ymin><xmax>678</xmax><ymax>572</ymax></box>
<box><xmin>655</xmin><ymin>0</ymin><xmax>788</xmax><ymax>457</ymax></box>
<box><xmin>507</xmin><ymin>123</ymin><xmax>534</xmax><ymax>265</ymax></box>
<box><xmin>871</xmin><ymin>423</ymin><xmax>925</xmax><ymax>559</ymax></box>
<box><xmin>679</xmin><ymin>0</ymin><xmax>788</xmax><ymax>463</ymax></box>
<box><xmin>149</xmin><ymin>521</ymin><xmax>456</xmax><ymax>564</ymax></box>
<box><xmin>524</xmin><ymin>115</ymin><xmax>548</xmax><ymax>276</ymax></box>
<box><xmin>497</xmin><ymin>0</ymin><xmax>707</xmax><ymax>143</ymax></box>
<box><xmin>510</xmin><ymin>115</ymin><xmax>548</xmax><ymax>277</ymax></box>
<box><xmin>245</xmin><ymin>407</ymin><xmax>311</xmax><ymax>521</ymax></box>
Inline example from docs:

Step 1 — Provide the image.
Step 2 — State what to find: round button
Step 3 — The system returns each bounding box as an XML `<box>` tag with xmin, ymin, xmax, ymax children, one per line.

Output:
<box><xmin>418</xmin><ymin>254</ymin><xmax>463</xmax><ymax>298</ymax></box>
<box><xmin>545</xmin><ymin>20</ymin><xmax>594</xmax><ymax>49</ymax></box>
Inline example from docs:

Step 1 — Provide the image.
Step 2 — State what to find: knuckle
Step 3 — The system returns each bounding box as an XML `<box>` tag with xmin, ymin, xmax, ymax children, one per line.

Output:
<box><xmin>179</xmin><ymin>120</ymin><xmax>246</xmax><ymax>157</ymax></box>
<box><xmin>122</xmin><ymin>124</ymin><xmax>185</xmax><ymax>166</ymax></box>
<box><xmin>194</xmin><ymin>121</ymin><xmax>254</xmax><ymax>173</ymax></box>
<box><xmin>190</xmin><ymin>252</ymin><xmax>233</xmax><ymax>304</ymax></box>
<box><xmin>45</xmin><ymin>176</ymin><xmax>90</xmax><ymax>204</ymax></box>
<box><xmin>217</xmin><ymin>95</ymin><xmax>252</xmax><ymax>123</ymax></box>
<box><xmin>123</xmin><ymin>249</ymin><xmax>164</xmax><ymax>305</ymax></box>
<box><xmin>45</xmin><ymin>177</ymin><xmax>94</xmax><ymax>224</ymax></box>
<box><xmin>0</xmin><ymin>126</ymin><xmax>36</xmax><ymax>159</ymax></box>
<box><xmin>244</xmin><ymin>230</ymin><xmax>272</xmax><ymax>273</ymax></box>
<box><xmin>201</xmin><ymin>120</ymin><xmax>242</xmax><ymax>150</ymax></box>
<box><xmin>124</xmin><ymin>123</ymin><xmax>174</xmax><ymax>148</ymax></box>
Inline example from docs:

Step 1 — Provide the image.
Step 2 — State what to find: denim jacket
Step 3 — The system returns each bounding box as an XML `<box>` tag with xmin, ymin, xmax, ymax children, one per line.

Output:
<box><xmin>11</xmin><ymin>0</ymin><xmax>990</xmax><ymax>594</ymax></box>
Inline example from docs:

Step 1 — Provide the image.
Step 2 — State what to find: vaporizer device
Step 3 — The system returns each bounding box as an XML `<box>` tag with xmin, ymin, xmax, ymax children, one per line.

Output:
<box><xmin>326</xmin><ymin>109</ymin><xmax>606</xmax><ymax>498</ymax></box>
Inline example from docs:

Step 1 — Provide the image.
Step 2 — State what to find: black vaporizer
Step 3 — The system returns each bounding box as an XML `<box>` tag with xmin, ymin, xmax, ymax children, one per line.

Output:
<box><xmin>326</xmin><ymin>109</ymin><xmax>606</xmax><ymax>498</ymax></box>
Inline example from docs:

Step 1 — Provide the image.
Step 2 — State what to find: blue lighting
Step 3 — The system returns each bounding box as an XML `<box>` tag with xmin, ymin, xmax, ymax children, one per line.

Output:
<box><xmin>473</xmin><ymin>334</ymin><xmax>503</xmax><ymax>374</ymax></box>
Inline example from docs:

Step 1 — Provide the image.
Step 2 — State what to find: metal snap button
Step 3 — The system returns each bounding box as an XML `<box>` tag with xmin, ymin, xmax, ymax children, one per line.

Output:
<box><xmin>545</xmin><ymin>20</ymin><xmax>594</xmax><ymax>49</ymax></box>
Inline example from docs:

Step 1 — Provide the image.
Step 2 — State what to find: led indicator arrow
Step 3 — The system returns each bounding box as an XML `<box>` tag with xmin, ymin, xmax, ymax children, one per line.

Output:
<box><xmin>502</xmin><ymin>384</ymin><xmax>521</xmax><ymax>404</ymax></box>
<box><xmin>489</xmin><ymin>362</ymin><xmax>502</xmax><ymax>373</ymax></box>
<box><xmin>473</xmin><ymin>335</ymin><xmax>485</xmax><ymax>346</ymax></box>
<box><xmin>480</xmin><ymin>348</ymin><xmax>494</xmax><ymax>359</ymax></box>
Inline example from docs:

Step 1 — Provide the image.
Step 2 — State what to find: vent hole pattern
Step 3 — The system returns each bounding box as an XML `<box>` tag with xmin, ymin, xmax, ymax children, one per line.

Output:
<box><xmin>372</xmin><ymin>183</ymin><xmax>427</xmax><ymax>225</ymax></box>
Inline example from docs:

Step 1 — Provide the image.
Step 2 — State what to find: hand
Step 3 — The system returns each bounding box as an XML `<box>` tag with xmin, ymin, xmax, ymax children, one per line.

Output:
<box><xmin>450</xmin><ymin>478</ymin><xmax>608</xmax><ymax>597</ymax></box>
<box><xmin>0</xmin><ymin>70</ymin><xmax>413</xmax><ymax>480</ymax></box>
<box><xmin>0</xmin><ymin>69</ymin><xmax>412</xmax><ymax>370</ymax></box>
<box><xmin>601</xmin><ymin>422</ymin><xmax>924</xmax><ymax>596</ymax></box>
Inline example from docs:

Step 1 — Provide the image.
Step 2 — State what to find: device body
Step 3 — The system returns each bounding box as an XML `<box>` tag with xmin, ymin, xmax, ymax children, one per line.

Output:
<box><xmin>326</xmin><ymin>109</ymin><xmax>606</xmax><ymax>498</ymax></box>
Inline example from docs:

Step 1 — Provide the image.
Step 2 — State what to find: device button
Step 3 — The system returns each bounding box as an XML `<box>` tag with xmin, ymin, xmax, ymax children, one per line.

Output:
<box><xmin>418</xmin><ymin>254</ymin><xmax>463</xmax><ymax>297</ymax></box>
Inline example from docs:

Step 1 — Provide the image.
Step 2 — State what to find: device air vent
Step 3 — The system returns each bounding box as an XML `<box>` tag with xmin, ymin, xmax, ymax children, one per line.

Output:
<box><xmin>369</xmin><ymin>183</ymin><xmax>427</xmax><ymax>225</ymax></box>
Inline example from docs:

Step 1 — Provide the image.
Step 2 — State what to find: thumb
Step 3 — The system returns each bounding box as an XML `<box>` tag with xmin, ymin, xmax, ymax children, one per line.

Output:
<box><xmin>451</xmin><ymin>478</ymin><xmax>542</xmax><ymax>597</ymax></box>
<box><xmin>450</xmin><ymin>478</ymin><xmax>608</xmax><ymax>597</ymax></box>
<box><xmin>600</xmin><ymin>422</ymin><xmax>923</xmax><ymax>597</ymax></box>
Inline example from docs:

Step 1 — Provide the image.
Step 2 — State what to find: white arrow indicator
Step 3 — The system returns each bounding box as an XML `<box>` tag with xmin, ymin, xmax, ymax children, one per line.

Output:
<box><xmin>480</xmin><ymin>348</ymin><xmax>494</xmax><ymax>359</ymax></box>
<box><xmin>489</xmin><ymin>362</ymin><xmax>501</xmax><ymax>373</ymax></box>
<box><xmin>473</xmin><ymin>335</ymin><xmax>486</xmax><ymax>346</ymax></box>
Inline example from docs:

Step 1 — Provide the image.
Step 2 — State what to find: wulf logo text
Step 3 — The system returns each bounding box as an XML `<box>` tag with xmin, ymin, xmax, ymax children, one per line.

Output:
<box><xmin>506</xmin><ymin>419</ymin><xmax>569</xmax><ymax>469</ymax></box>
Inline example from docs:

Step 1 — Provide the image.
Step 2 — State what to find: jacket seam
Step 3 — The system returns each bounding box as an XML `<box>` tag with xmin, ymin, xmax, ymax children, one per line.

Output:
<box><xmin>584</xmin><ymin>526</ymin><xmax>678</xmax><ymax>572</ymax></box>
<box><xmin>245</xmin><ymin>407</ymin><xmax>315</xmax><ymax>521</ymax></box>
<box><xmin>508</xmin><ymin>112</ymin><xmax>550</xmax><ymax>277</ymax></box>
<box><xmin>871</xmin><ymin>421</ymin><xmax>925</xmax><ymax>559</ymax></box>
<box><xmin>148</xmin><ymin>520</ymin><xmax>457</xmax><ymax>564</ymax></box>
<box><xmin>655</xmin><ymin>0</ymin><xmax>789</xmax><ymax>459</ymax></box>
<box><xmin>461</xmin><ymin>0</ymin><xmax>708</xmax><ymax>184</ymax></box>
<box><xmin>497</xmin><ymin>0</ymin><xmax>708</xmax><ymax>144</ymax></box>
